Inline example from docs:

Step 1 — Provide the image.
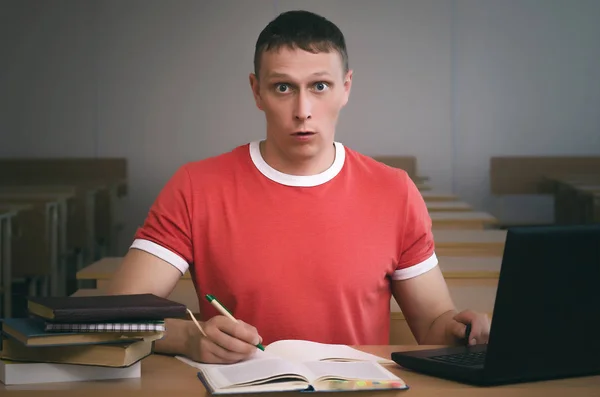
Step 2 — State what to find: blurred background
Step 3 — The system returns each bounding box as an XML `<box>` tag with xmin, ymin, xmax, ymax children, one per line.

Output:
<box><xmin>1</xmin><ymin>0</ymin><xmax>599</xmax><ymax>324</ymax></box>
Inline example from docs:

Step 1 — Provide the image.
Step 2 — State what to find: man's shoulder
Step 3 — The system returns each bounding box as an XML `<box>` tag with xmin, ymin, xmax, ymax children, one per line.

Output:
<box><xmin>343</xmin><ymin>144</ymin><xmax>411</xmax><ymax>183</ymax></box>
<box><xmin>180</xmin><ymin>143</ymin><xmax>251</xmax><ymax>179</ymax></box>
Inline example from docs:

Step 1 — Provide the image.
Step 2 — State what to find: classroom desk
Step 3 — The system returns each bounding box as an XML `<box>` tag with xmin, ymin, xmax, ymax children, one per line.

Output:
<box><xmin>437</xmin><ymin>256</ymin><xmax>501</xmax><ymax>278</ymax></box>
<box><xmin>0</xmin><ymin>190</ymin><xmax>74</xmax><ymax>296</ymax></box>
<box><xmin>430</xmin><ymin>211</ymin><xmax>498</xmax><ymax>230</ymax></box>
<box><xmin>416</xmin><ymin>182</ymin><xmax>431</xmax><ymax>191</ymax></box>
<box><xmin>543</xmin><ymin>175</ymin><xmax>600</xmax><ymax>224</ymax></box>
<box><xmin>0</xmin><ymin>205</ymin><xmax>32</xmax><ymax>317</ymax></box>
<box><xmin>420</xmin><ymin>191</ymin><xmax>458</xmax><ymax>202</ymax></box>
<box><xmin>432</xmin><ymin>229</ymin><xmax>507</xmax><ymax>257</ymax></box>
<box><xmin>0</xmin><ymin>184</ymin><xmax>108</xmax><ymax>268</ymax></box>
<box><xmin>2</xmin><ymin>346</ymin><xmax>598</xmax><ymax>396</ymax></box>
<box><xmin>426</xmin><ymin>201</ymin><xmax>472</xmax><ymax>212</ymax></box>
<box><xmin>0</xmin><ymin>207</ymin><xmax>15</xmax><ymax>317</ymax></box>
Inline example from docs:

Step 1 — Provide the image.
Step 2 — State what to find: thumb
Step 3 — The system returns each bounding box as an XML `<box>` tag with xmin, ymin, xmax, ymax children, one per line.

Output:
<box><xmin>449</xmin><ymin>320</ymin><xmax>469</xmax><ymax>341</ymax></box>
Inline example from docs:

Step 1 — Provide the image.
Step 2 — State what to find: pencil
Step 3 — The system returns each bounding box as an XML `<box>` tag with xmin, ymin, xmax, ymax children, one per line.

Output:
<box><xmin>205</xmin><ymin>294</ymin><xmax>265</xmax><ymax>351</ymax></box>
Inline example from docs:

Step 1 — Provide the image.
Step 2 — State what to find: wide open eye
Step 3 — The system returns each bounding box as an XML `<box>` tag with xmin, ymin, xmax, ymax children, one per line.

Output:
<box><xmin>313</xmin><ymin>82</ymin><xmax>330</xmax><ymax>92</ymax></box>
<box><xmin>274</xmin><ymin>83</ymin><xmax>292</xmax><ymax>93</ymax></box>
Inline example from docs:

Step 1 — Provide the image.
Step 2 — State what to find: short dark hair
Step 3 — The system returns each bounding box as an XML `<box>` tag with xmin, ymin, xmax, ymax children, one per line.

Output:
<box><xmin>253</xmin><ymin>10</ymin><xmax>349</xmax><ymax>78</ymax></box>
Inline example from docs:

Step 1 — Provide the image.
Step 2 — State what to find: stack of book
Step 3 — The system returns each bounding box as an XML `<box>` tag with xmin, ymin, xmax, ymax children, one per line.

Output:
<box><xmin>0</xmin><ymin>293</ymin><xmax>187</xmax><ymax>385</ymax></box>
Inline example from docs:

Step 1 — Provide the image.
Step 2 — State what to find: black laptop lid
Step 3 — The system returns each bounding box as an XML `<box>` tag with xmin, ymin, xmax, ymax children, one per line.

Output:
<box><xmin>484</xmin><ymin>224</ymin><xmax>600</xmax><ymax>380</ymax></box>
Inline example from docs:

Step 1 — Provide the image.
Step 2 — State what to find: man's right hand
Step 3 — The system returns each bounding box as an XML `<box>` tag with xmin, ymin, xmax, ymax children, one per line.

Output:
<box><xmin>186</xmin><ymin>315</ymin><xmax>263</xmax><ymax>364</ymax></box>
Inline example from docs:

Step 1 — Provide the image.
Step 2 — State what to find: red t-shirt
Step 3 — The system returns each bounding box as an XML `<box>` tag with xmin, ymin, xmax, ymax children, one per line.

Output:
<box><xmin>132</xmin><ymin>141</ymin><xmax>437</xmax><ymax>345</ymax></box>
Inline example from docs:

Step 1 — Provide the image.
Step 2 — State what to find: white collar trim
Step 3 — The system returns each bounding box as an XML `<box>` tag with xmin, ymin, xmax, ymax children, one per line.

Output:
<box><xmin>249</xmin><ymin>141</ymin><xmax>345</xmax><ymax>187</ymax></box>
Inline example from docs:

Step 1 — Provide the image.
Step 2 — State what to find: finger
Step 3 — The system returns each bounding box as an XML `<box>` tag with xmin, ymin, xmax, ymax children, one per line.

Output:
<box><xmin>468</xmin><ymin>317</ymin><xmax>490</xmax><ymax>345</ymax></box>
<box><xmin>201</xmin><ymin>336</ymin><xmax>254</xmax><ymax>364</ymax></box>
<box><xmin>206</xmin><ymin>317</ymin><xmax>261</xmax><ymax>354</ymax></box>
<box><xmin>216</xmin><ymin>318</ymin><xmax>262</xmax><ymax>347</ymax></box>
<box><xmin>239</xmin><ymin>320</ymin><xmax>263</xmax><ymax>344</ymax></box>
<box><xmin>450</xmin><ymin>320</ymin><xmax>469</xmax><ymax>342</ymax></box>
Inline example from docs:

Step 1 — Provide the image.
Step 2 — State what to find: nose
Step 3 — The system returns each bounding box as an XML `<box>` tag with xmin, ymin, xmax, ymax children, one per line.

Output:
<box><xmin>293</xmin><ymin>90</ymin><xmax>312</xmax><ymax>121</ymax></box>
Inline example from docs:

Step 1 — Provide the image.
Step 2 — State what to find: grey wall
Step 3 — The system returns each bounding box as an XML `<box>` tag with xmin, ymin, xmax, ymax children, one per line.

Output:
<box><xmin>2</xmin><ymin>0</ymin><xmax>599</xmax><ymax>253</ymax></box>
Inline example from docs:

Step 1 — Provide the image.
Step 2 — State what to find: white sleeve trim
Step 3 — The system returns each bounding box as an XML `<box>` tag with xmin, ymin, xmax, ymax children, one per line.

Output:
<box><xmin>130</xmin><ymin>239</ymin><xmax>189</xmax><ymax>275</ymax></box>
<box><xmin>392</xmin><ymin>252</ymin><xmax>438</xmax><ymax>280</ymax></box>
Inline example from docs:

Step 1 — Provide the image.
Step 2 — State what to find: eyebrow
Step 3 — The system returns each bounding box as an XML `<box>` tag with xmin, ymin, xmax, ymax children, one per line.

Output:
<box><xmin>266</xmin><ymin>71</ymin><xmax>332</xmax><ymax>80</ymax></box>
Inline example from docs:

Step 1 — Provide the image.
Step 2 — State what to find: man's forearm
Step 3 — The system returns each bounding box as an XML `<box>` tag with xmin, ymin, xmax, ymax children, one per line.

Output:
<box><xmin>153</xmin><ymin>318</ymin><xmax>197</xmax><ymax>356</ymax></box>
<box><xmin>421</xmin><ymin>310</ymin><xmax>458</xmax><ymax>345</ymax></box>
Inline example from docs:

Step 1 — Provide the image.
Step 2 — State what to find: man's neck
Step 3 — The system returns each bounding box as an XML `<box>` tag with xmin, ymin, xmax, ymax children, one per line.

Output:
<box><xmin>259</xmin><ymin>140</ymin><xmax>336</xmax><ymax>176</ymax></box>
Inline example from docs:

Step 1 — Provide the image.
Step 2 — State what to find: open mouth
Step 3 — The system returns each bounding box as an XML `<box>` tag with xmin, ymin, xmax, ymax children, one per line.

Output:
<box><xmin>292</xmin><ymin>131</ymin><xmax>316</xmax><ymax>136</ymax></box>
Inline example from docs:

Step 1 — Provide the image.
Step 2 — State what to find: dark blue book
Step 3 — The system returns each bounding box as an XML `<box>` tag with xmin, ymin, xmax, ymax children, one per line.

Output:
<box><xmin>0</xmin><ymin>317</ymin><xmax>163</xmax><ymax>347</ymax></box>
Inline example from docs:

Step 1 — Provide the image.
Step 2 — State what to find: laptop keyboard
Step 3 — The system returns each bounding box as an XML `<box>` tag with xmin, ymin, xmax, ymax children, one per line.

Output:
<box><xmin>428</xmin><ymin>351</ymin><xmax>486</xmax><ymax>367</ymax></box>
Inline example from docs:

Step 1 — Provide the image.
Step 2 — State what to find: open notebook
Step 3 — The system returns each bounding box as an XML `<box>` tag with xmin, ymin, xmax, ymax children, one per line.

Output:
<box><xmin>177</xmin><ymin>339</ymin><xmax>407</xmax><ymax>394</ymax></box>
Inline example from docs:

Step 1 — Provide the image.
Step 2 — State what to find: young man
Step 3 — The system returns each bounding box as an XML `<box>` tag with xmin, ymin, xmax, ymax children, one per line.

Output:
<box><xmin>108</xmin><ymin>10</ymin><xmax>490</xmax><ymax>364</ymax></box>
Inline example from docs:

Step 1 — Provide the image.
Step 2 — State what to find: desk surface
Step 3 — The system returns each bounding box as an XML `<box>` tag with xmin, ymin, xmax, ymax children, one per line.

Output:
<box><xmin>0</xmin><ymin>185</ymin><xmax>79</xmax><ymax>194</ymax></box>
<box><xmin>1</xmin><ymin>346</ymin><xmax>598</xmax><ymax>396</ymax></box>
<box><xmin>429</xmin><ymin>211</ymin><xmax>497</xmax><ymax>223</ymax></box>
<box><xmin>426</xmin><ymin>201</ymin><xmax>472</xmax><ymax>212</ymax></box>
<box><xmin>420</xmin><ymin>191</ymin><xmax>458</xmax><ymax>202</ymax></box>
<box><xmin>0</xmin><ymin>191</ymin><xmax>74</xmax><ymax>201</ymax></box>
<box><xmin>433</xmin><ymin>229</ymin><xmax>507</xmax><ymax>246</ymax></box>
<box><xmin>575</xmin><ymin>184</ymin><xmax>600</xmax><ymax>193</ymax></box>
<box><xmin>0</xmin><ymin>204</ymin><xmax>33</xmax><ymax>217</ymax></box>
<box><xmin>438</xmin><ymin>256</ymin><xmax>501</xmax><ymax>278</ymax></box>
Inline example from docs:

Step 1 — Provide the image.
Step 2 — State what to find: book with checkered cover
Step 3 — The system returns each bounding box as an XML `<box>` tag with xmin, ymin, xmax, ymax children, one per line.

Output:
<box><xmin>44</xmin><ymin>321</ymin><xmax>166</xmax><ymax>333</ymax></box>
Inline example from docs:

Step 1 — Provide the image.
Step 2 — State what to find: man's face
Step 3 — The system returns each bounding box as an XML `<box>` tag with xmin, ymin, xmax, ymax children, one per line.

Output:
<box><xmin>250</xmin><ymin>46</ymin><xmax>352</xmax><ymax>164</ymax></box>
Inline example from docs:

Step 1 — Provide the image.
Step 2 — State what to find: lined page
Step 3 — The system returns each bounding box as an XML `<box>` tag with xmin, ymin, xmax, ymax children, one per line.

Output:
<box><xmin>303</xmin><ymin>361</ymin><xmax>400</xmax><ymax>381</ymax></box>
<box><xmin>203</xmin><ymin>357</ymin><xmax>315</xmax><ymax>389</ymax></box>
<box><xmin>266</xmin><ymin>340</ymin><xmax>393</xmax><ymax>363</ymax></box>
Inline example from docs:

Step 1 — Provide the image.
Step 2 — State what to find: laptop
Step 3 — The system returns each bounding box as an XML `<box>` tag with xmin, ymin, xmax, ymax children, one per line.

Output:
<box><xmin>391</xmin><ymin>224</ymin><xmax>600</xmax><ymax>386</ymax></box>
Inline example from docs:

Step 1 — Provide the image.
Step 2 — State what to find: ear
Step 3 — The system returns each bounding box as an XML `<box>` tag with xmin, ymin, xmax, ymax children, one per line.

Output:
<box><xmin>249</xmin><ymin>73</ymin><xmax>264</xmax><ymax>111</ymax></box>
<box><xmin>340</xmin><ymin>69</ymin><xmax>353</xmax><ymax>107</ymax></box>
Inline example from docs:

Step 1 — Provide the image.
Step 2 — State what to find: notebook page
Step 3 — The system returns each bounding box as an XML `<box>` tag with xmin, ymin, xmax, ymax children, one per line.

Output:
<box><xmin>266</xmin><ymin>340</ymin><xmax>393</xmax><ymax>364</ymax></box>
<box><xmin>201</xmin><ymin>357</ymin><xmax>316</xmax><ymax>389</ymax></box>
<box><xmin>303</xmin><ymin>361</ymin><xmax>400</xmax><ymax>382</ymax></box>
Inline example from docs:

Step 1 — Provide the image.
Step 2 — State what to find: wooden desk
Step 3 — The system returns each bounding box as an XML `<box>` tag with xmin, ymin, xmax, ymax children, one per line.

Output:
<box><xmin>420</xmin><ymin>191</ymin><xmax>458</xmax><ymax>202</ymax></box>
<box><xmin>426</xmin><ymin>201</ymin><xmax>472</xmax><ymax>212</ymax></box>
<box><xmin>433</xmin><ymin>229</ymin><xmax>507</xmax><ymax>257</ymax></box>
<box><xmin>430</xmin><ymin>211</ymin><xmax>498</xmax><ymax>230</ymax></box>
<box><xmin>0</xmin><ymin>186</ymin><xmax>76</xmax><ymax>296</ymax></box>
<box><xmin>438</xmin><ymin>256</ymin><xmax>501</xmax><ymax>278</ymax></box>
<box><xmin>0</xmin><ymin>203</ymin><xmax>55</xmax><ymax>301</ymax></box>
<box><xmin>0</xmin><ymin>184</ymin><xmax>109</xmax><ymax>267</ymax></box>
<box><xmin>2</xmin><ymin>346</ymin><xmax>598</xmax><ymax>396</ymax></box>
<box><xmin>544</xmin><ymin>175</ymin><xmax>600</xmax><ymax>224</ymax></box>
<box><xmin>0</xmin><ymin>205</ymin><xmax>32</xmax><ymax>317</ymax></box>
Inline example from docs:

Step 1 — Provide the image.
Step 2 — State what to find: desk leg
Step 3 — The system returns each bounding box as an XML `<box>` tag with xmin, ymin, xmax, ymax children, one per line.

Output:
<box><xmin>85</xmin><ymin>192</ymin><xmax>96</xmax><ymax>263</ymax></box>
<box><xmin>2</xmin><ymin>218</ymin><xmax>12</xmax><ymax>317</ymax></box>
<box><xmin>0</xmin><ymin>219</ymin><xmax>3</xmax><ymax>316</ymax></box>
<box><xmin>58</xmin><ymin>200</ymin><xmax>68</xmax><ymax>296</ymax></box>
<box><xmin>48</xmin><ymin>204</ymin><xmax>59</xmax><ymax>296</ymax></box>
<box><xmin>109</xmin><ymin>185</ymin><xmax>119</xmax><ymax>255</ymax></box>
